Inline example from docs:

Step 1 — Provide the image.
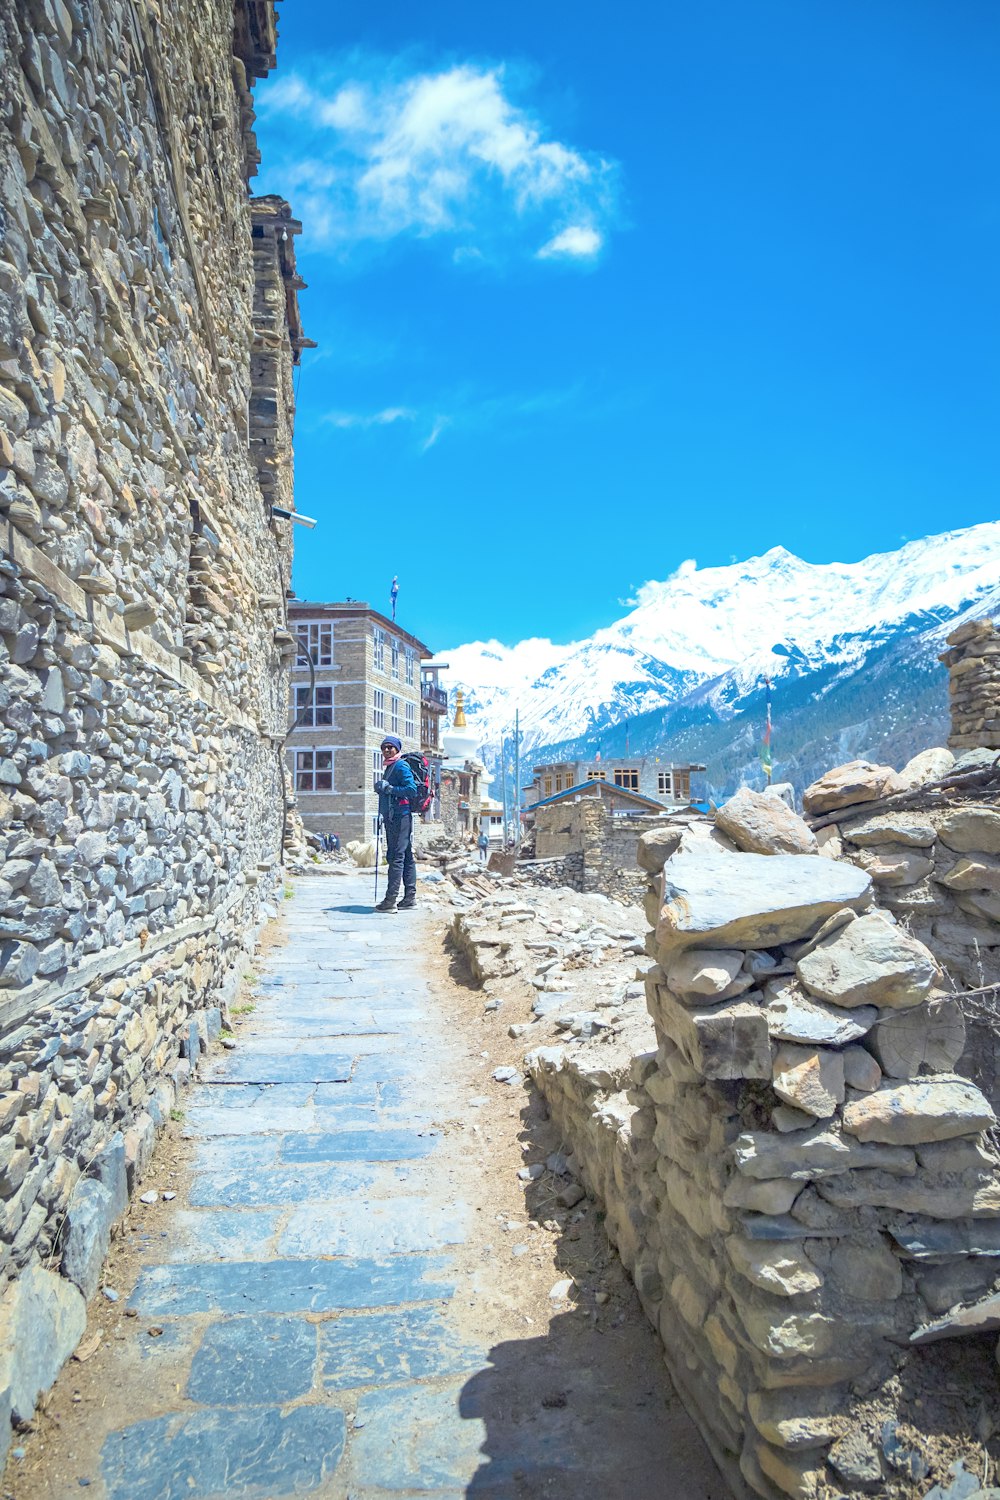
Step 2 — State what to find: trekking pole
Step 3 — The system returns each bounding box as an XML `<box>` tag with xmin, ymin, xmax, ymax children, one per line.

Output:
<box><xmin>373</xmin><ymin>814</ymin><xmax>382</xmax><ymax>906</ymax></box>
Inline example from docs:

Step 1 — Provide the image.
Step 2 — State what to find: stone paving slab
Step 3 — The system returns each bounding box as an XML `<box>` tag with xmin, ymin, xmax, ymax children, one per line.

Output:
<box><xmin>279</xmin><ymin>1197</ymin><xmax>467</xmax><ymax>1257</ymax></box>
<box><xmin>279</xmin><ymin>1129</ymin><xmax>436</xmax><ymax>1163</ymax></box>
<box><xmin>319</xmin><ymin>1307</ymin><xmax>479</xmax><ymax>1390</ymax></box>
<box><xmin>129</xmin><ymin>1255</ymin><xmax>455</xmax><ymax>1317</ymax></box>
<box><xmin>102</xmin><ymin>1406</ymin><xmax>347</xmax><ymax>1500</ymax></box>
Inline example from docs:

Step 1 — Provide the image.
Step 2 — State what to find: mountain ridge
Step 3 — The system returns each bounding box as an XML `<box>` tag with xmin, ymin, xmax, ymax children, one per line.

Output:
<box><xmin>439</xmin><ymin>522</ymin><xmax>1000</xmax><ymax>798</ymax></box>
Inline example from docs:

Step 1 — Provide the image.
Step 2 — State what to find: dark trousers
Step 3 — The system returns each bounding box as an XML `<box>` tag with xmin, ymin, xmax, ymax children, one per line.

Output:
<box><xmin>383</xmin><ymin>814</ymin><xmax>415</xmax><ymax>900</ymax></box>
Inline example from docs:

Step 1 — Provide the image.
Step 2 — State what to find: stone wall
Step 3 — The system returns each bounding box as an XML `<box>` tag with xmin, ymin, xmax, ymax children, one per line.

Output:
<box><xmin>534</xmin><ymin>798</ymin><xmax>688</xmax><ymax>903</ymax></box>
<box><xmin>0</xmin><ymin>0</ymin><xmax>304</xmax><ymax>1437</ymax></box>
<box><xmin>528</xmin><ymin>804</ymin><xmax>1000</xmax><ymax>1500</ymax></box>
<box><xmin>941</xmin><ymin>617</ymin><xmax>1000</xmax><ymax>752</ymax></box>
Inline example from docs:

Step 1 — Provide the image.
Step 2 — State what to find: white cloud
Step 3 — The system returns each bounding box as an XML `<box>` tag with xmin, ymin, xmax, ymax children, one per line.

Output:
<box><xmin>421</xmin><ymin>416</ymin><xmax>450</xmax><ymax>452</ymax></box>
<box><xmin>322</xmin><ymin>407</ymin><xmax>416</xmax><ymax>429</ymax></box>
<box><xmin>259</xmin><ymin>58</ymin><xmax>619</xmax><ymax>263</ymax></box>
<box><xmin>537</xmin><ymin>224</ymin><xmax>603</xmax><ymax>259</ymax></box>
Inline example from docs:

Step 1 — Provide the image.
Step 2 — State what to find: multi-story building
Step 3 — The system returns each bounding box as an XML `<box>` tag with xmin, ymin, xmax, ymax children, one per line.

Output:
<box><xmin>286</xmin><ymin>601</ymin><xmax>434</xmax><ymax>843</ymax></box>
<box><xmin>523</xmin><ymin>755</ymin><xmax>707</xmax><ymax>811</ymax></box>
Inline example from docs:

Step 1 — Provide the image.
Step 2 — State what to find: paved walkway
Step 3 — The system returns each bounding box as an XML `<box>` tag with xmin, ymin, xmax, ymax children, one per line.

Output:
<box><xmin>83</xmin><ymin>874</ymin><xmax>720</xmax><ymax>1499</ymax></box>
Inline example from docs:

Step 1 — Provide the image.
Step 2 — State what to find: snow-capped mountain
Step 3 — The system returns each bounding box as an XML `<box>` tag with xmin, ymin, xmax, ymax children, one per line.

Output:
<box><xmin>439</xmin><ymin>522</ymin><xmax>1000</xmax><ymax>796</ymax></box>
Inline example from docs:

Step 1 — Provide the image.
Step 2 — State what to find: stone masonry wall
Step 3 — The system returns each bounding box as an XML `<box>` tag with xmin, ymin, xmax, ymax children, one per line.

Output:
<box><xmin>0</xmin><ymin>0</ymin><xmax>303</xmax><ymax>1438</ymax></box>
<box><xmin>529</xmin><ymin>797</ymin><xmax>1000</xmax><ymax>1500</ymax></box>
<box><xmin>941</xmin><ymin>617</ymin><xmax>1000</xmax><ymax>752</ymax></box>
<box><xmin>534</xmin><ymin>798</ymin><xmax>677</xmax><ymax>903</ymax></box>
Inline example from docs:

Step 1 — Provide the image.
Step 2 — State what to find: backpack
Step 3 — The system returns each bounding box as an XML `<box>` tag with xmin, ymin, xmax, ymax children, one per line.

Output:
<box><xmin>401</xmin><ymin>752</ymin><xmax>432</xmax><ymax>817</ymax></box>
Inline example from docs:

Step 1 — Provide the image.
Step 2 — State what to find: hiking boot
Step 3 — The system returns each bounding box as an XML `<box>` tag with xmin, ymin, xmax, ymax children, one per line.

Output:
<box><xmin>397</xmin><ymin>895</ymin><xmax>416</xmax><ymax>910</ymax></box>
<box><xmin>374</xmin><ymin>897</ymin><xmax>397</xmax><ymax>913</ymax></box>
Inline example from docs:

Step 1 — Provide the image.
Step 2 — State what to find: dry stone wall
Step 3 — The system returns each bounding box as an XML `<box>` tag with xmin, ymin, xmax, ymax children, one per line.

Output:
<box><xmin>528</xmin><ymin>804</ymin><xmax>1000</xmax><ymax>1500</ymax></box>
<box><xmin>941</xmin><ymin>618</ymin><xmax>1000</xmax><ymax>752</ymax></box>
<box><xmin>0</xmin><ymin>0</ymin><xmax>304</xmax><ymax>1440</ymax></box>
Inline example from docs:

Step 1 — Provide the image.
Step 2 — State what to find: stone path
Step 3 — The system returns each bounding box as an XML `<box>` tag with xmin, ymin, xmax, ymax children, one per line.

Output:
<box><xmin>24</xmin><ymin>875</ymin><xmax>723</xmax><ymax>1499</ymax></box>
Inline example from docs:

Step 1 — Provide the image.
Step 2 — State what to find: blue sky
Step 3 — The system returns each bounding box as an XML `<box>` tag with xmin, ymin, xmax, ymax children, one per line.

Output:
<box><xmin>254</xmin><ymin>2</ymin><xmax>1000</xmax><ymax>652</ymax></box>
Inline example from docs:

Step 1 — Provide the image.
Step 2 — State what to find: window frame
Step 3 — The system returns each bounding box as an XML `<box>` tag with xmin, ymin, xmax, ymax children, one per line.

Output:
<box><xmin>373</xmin><ymin>688</ymin><xmax>385</xmax><ymax>729</ymax></box>
<box><xmin>405</xmin><ymin>701</ymin><xmax>415</xmax><ymax>740</ymax></box>
<box><xmin>293</xmin><ymin>683</ymin><xmax>333</xmax><ymax>728</ymax></box>
<box><xmin>390</xmin><ymin>695</ymin><xmax>400</xmax><ymax>734</ymax></box>
<box><xmin>297</xmin><ymin>619</ymin><xmax>333</xmax><ymax>667</ymax></box>
<box><xmin>613</xmin><ymin>768</ymin><xmax>640</xmax><ymax>791</ymax></box>
<box><xmin>373</xmin><ymin>627</ymin><xmax>386</xmax><ymax>673</ymax></box>
<box><xmin>294</xmin><ymin>747</ymin><xmax>334</xmax><ymax>793</ymax></box>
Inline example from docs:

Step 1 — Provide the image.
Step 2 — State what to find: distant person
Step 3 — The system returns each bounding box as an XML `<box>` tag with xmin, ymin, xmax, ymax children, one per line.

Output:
<box><xmin>330</xmin><ymin>831</ymin><xmax>340</xmax><ymax>853</ymax></box>
<box><xmin>373</xmin><ymin>735</ymin><xmax>418</xmax><ymax>912</ymax></box>
<box><xmin>477</xmin><ymin>829</ymin><xmax>490</xmax><ymax>864</ymax></box>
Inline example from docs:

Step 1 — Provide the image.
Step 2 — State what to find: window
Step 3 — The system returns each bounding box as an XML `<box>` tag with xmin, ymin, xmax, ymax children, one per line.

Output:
<box><xmin>673</xmin><ymin>769</ymin><xmax>692</xmax><ymax>801</ymax></box>
<box><xmin>374</xmin><ymin>689</ymin><xmax>385</xmax><ymax>729</ymax></box>
<box><xmin>543</xmin><ymin>777</ymin><xmax>553</xmax><ymax>796</ymax></box>
<box><xmin>294</xmin><ymin>748</ymin><xmax>333</xmax><ymax>792</ymax></box>
<box><xmin>373</xmin><ymin>627</ymin><xmax>386</xmax><ymax>672</ymax></box>
<box><xmin>587</xmin><ymin>770</ymin><xmax>606</xmax><ymax>782</ymax></box>
<box><xmin>293</xmin><ymin>684</ymin><xmax>333</xmax><ymax>727</ymax></box>
<box><xmin>658</xmin><ymin>771</ymin><xmax>672</xmax><ymax>796</ymax></box>
<box><xmin>555</xmin><ymin>774</ymin><xmax>563</xmax><ymax>792</ymax></box>
<box><xmin>297</xmin><ymin>620</ymin><xmax>333</xmax><ymax>667</ymax></box>
<box><xmin>566</xmin><ymin>773</ymin><xmax>575</xmax><ymax>788</ymax></box>
<box><xmin>614</xmin><ymin>768</ymin><xmax>640</xmax><ymax>791</ymax></box>
<box><xmin>405</xmin><ymin>702</ymin><xmax>415</xmax><ymax>740</ymax></box>
<box><xmin>391</xmin><ymin>696</ymin><xmax>400</xmax><ymax>734</ymax></box>
<box><xmin>391</xmin><ymin>638</ymin><xmax>399</xmax><ymax>680</ymax></box>
<box><xmin>422</xmin><ymin>713</ymin><xmax>437</xmax><ymax>747</ymax></box>
<box><xmin>372</xmin><ymin>749</ymin><xmax>382</xmax><ymax>775</ymax></box>
<box><xmin>405</xmin><ymin>648</ymin><xmax>414</xmax><ymax>686</ymax></box>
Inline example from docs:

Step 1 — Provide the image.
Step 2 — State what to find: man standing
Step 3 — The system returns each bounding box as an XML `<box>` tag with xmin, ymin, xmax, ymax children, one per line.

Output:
<box><xmin>477</xmin><ymin>828</ymin><xmax>489</xmax><ymax>864</ymax></box>
<box><xmin>374</xmin><ymin>734</ymin><xmax>418</xmax><ymax>913</ymax></box>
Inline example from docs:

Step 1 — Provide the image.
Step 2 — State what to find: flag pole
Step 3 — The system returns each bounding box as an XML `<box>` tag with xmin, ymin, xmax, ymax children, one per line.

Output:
<box><xmin>762</xmin><ymin>676</ymin><xmax>773</xmax><ymax>785</ymax></box>
<box><xmin>514</xmin><ymin>709</ymin><xmax>521</xmax><ymax>850</ymax></box>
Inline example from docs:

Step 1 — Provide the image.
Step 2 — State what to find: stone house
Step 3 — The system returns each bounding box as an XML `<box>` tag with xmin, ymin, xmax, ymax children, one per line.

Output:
<box><xmin>286</xmin><ymin>601</ymin><xmax>435</xmax><ymax>844</ymax></box>
<box><xmin>0</xmin><ymin>0</ymin><xmax>307</xmax><ymax>1438</ymax></box>
<box><xmin>525</xmin><ymin>754</ymin><xmax>706</xmax><ymax>808</ymax></box>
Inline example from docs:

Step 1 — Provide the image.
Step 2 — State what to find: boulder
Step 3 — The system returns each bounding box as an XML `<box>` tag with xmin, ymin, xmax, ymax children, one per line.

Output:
<box><xmin>772</xmin><ymin>1044</ymin><xmax>844</xmax><ymax>1119</ymax></box>
<box><xmin>860</xmin><ymin>850</ymin><xmax>935</xmax><ymax>887</ymax></box>
<box><xmin>665</xmin><ymin>948</ymin><xmax>749</xmax><ymax>1002</ymax></box>
<box><xmin>802</xmin><ymin>760</ymin><xmax>907</xmax><ymax>816</ymax></box>
<box><xmin>842</xmin><ymin>1078</ymin><xmax>995</xmax><ymax>1145</ymax></box>
<box><xmin>61</xmin><ymin>1178</ymin><xmax>115</xmax><ymax>1300</ymax></box>
<box><xmin>840</xmin><ymin>813</ymin><xmax>938</xmax><ymax>848</ymax></box>
<box><xmin>715</xmin><ymin>788</ymin><xmax>818</xmax><ymax>856</ymax></box>
<box><xmin>796</xmin><ymin>912</ymin><xmax>937</xmax><ymax>1010</ymax></box>
<box><xmin>938</xmin><ymin>807</ymin><xmax>1000</xmax><ymax>855</ymax></box>
<box><xmin>937</xmin><ymin>855</ymin><xmax>1000</xmax><ymax>892</ymax></box>
<box><xmin>655</xmin><ymin>847</ymin><xmax>870</xmax><ymax>955</ymax></box>
<box><xmin>637</xmin><ymin>824</ymin><xmax>685</xmax><ymax>874</ymax></box>
<box><xmin>895</xmin><ymin>747</ymin><xmax>954</xmax><ymax>790</ymax></box>
<box><xmin>0</xmin><ymin>1264</ymin><xmax>86</xmax><ymax>1428</ymax></box>
<box><xmin>726</xmin><ymin>1236</ymin><xmax>823</xmax><ymax>1297</ymax></box>
<box><xmin>732</xmin><ymin>1126</ymin><xmax>917</xmax><ymax>1181</ymax></box>
<box><xmin>764</xmin><ymin>978</ymin><xmax>877</xmax><ymax>1046</ymax></box>
<box><xmin>647</xmin><ymin>982</ymin><xmax>771</xmax><ymax>1080</ymax></box>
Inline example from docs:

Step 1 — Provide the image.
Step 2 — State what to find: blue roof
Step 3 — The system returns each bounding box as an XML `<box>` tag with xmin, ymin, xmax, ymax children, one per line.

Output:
<box><xmin>525</xmin><ymin>781</ymin><xmax>665</xmax><ymax>813</ymax></box>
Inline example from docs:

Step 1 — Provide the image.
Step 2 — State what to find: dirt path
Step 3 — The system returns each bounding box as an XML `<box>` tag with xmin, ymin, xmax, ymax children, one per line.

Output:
<box><xmin>4</xmin><ymin>873</ymin><xmax>724</xmax><ymax>1500</ymax></box>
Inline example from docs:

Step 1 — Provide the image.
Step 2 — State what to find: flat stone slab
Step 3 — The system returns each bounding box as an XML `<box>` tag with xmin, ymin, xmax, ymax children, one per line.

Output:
<box><xmin>655</xmin><ymin>846</ymin><xmax>870</xmax><ymax>952</ymax></box>
<box><xmin>279</xmin><ymin>1198</ymin><xmax>467</xmax><ymax>1257</ymax></box>
<box><xmin>187</xmin><ymin>1082</ymin><xmax>313</xmax><ymax>1112</ymax></box>
<box><xmin>842</xmin><ymin>1078</ymin><xmax>995</xmax><ymax>1144</ymax></box>
<box><xmin>280</xmin><ymin>1129</ymin><xmax>434</xmax><ymax>1164</ymax></box>
<box><xmin>165</xmin><ymin>1210</ymin><xmax>280</xmax><ymax>1262</ymax></box>
<box><xmin>319</xmin><ymin>1305</ymin><xmax>479</xmax><ymax>1389</ymax></box>
<box><xmin>102</xmin><ymin>1405</ymin><xmax>346</xmax><ymax>1500</ymax></box>
<box><xmin>188</xmin><ymin>1163</ymin><xmax>380</xmax><ymax>1208</ymax></box>
<box><xmin>888</xmin><ymin>1218</ymin><xmax>1000</xmax><ymax>1259</ymax></box>
<box><xmin>219</xmin><ymin>1054</ymin><xmax>356</xmax><ymax>1085</ymax></box>
<box><xmin>129</xmin><ymin>1256</ymin><xmax>455</xmax><ymax>1317</ymax></box>
<box><xmin>187</xmin><ymin>1314</ymin><xmax>318</xmax><ymax>1403</ymax></box>
<box><xmin>764</xmin><ymin>980</ymin><xmax>877</xmax><ymax>1046</ymax></box>
<box><xmin>911</xmin><ymin>1292</ymin><xmax>1000</xmax><ymax>1344</ymax></box>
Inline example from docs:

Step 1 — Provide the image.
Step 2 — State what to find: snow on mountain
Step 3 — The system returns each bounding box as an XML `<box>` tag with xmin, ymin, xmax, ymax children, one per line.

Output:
<box><xmin>439</xmin><ymin>522</ymin><xmax>1000</xmax><ymax>770</ymax></box>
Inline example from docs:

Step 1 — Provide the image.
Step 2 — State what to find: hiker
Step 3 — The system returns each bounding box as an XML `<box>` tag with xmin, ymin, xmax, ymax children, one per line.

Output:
<box><xmin>477</xmin><ymin>828</ymin><xmax>489</xmax><ymax>864</ymax></box>
<box><xmin>373</xmin><ymin>734</ymin><xmax>418</xmax><ymax>912</ymax></box>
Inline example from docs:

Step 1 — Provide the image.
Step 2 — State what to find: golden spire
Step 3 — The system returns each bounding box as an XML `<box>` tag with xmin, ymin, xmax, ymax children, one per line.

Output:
<box><xmin>453</xmin><ymin>688</ymin><xmax>467</xmax><ymax>728</ymax></box>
